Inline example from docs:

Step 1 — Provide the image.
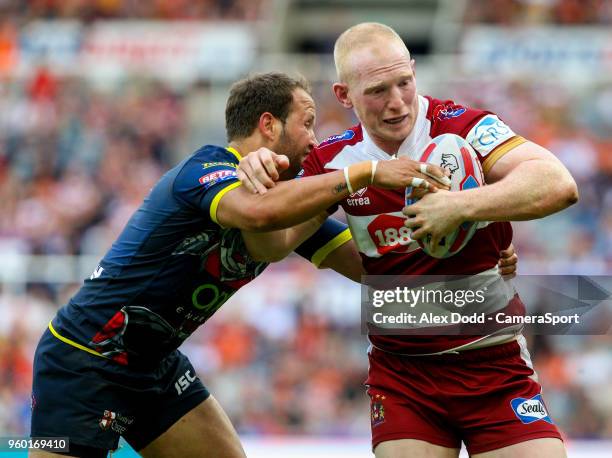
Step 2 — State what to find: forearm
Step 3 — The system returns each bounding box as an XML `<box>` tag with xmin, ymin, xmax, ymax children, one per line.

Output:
<box><xmin>242</xmin><ymin>214</ymin><xmax>327</xmax><ymax>262</ymax></box>
<box><xmin>460</xmin><ymin>159</ymin><xmax>578</xmax><ymax>222</ymax></box>
<box><xmin>241</xmin><ymin>164</ymin><xmax>371</xmax><ymax>231</ymax></box>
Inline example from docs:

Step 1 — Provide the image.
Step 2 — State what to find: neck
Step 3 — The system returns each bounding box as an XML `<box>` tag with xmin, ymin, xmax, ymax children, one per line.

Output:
<box><xmin>370</xmin><ymin>134</ymin><xmax>403</xmax><ymax>156</ymax></box>
<box><xmin>228</xmin><ymin>137</ymin><xmax>264</xmax><ymax>158</ymax></box>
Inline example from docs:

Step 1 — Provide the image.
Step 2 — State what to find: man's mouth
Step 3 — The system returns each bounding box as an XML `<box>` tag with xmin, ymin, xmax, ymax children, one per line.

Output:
<box><xmin>383</xmin><ymin>114</ymin><xmax>409</xmax><ymax>125</ymax></box>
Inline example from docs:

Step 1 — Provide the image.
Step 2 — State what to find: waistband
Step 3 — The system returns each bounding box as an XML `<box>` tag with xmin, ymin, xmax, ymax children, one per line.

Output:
<box><xmin>371</xmin><ymin>339</ymin><xmax>521</xmax><ymax>363</ymax></box>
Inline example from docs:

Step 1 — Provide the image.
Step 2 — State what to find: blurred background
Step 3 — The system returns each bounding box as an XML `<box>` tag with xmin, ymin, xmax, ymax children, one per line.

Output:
<box><xmin>0</xmin><ymin>0</ymin><xmax>611</xmax><ymax>456</ymax></box>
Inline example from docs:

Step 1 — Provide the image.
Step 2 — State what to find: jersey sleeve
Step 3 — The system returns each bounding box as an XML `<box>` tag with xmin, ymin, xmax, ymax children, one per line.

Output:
<box><xmin>431</xmin><ymin>99</ymin><xmax>527</xmax><ymax>176</ymax></box>
<box><xmin>462</xmin><ymin>113</ymin><xmax>527</xmax><ymax>175</ymax></box>
<box><xmin>298</xmin><ymin>148</ymin><xmax>340</xmax><ymax>215</ymax></box>
<box><xmin>294</xmin><ymin>217</ymin><xmax>352</xmax><ymax>267</ymax></box>
<box><xmin>300</xmin><ymin>146</ymin><xmax>326</xmax><ymax>178</ymax></box>
<box><xmin>173</xmin><ymin>152</ymin><xmax>241</xmax><ymax>224</ymax></box>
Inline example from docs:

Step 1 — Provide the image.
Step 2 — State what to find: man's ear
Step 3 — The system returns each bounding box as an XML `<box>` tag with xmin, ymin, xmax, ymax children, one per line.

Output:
<box><xmin>332</xmin><ymin>82</ymin><xmax>353</xmax><ymax>109</ymax></box>
<box><xmin>258</xmin><ymin>112</ymin><xmax>279</xmax><ymax>142</ymax></box>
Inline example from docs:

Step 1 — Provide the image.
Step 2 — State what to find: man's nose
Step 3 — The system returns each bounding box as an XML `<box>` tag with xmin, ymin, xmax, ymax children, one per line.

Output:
<box><xmin>309</xmin><ymin>131</ymin><xmax>318</xmax><ymax>148</ymax></box>
<box><xmin>387</xmin><ymin>86</ymin><xmax>404</xmax><ymax>111</ymax></box>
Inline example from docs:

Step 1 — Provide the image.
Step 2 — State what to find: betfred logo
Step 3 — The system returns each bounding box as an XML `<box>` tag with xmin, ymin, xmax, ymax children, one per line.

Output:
<box><xmin>511</xmin><ymin>394</ymin><xmax>554</xmax><ymax>424</ymax></box>
<box><xmin>199</xmin><ymin>170</ymin><xmax>236</xmax><ymax>185</ymax></box>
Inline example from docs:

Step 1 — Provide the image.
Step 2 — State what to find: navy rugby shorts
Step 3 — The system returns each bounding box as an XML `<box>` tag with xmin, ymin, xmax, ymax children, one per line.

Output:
<box><xmin>31</xmin><ymin>325</ymin><xmax>210</xmax><ymax>456</ymax></box>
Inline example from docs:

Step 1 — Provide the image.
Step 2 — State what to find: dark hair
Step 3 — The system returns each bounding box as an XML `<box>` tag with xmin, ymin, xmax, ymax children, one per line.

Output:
<box><xmin>225</xmin><ymin>72</ymin><xmax>311</xmax><ymax>141</ymax></box>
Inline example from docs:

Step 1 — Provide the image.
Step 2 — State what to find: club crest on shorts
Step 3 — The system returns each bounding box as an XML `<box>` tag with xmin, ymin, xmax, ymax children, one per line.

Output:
<box><xmin>99</xmin><ymin>410</ymin><xmax>117</xmax><ymax>430</ymax></box>
<box><xmin>371</xmin><ymin>393</ymin><xmax>386</xmax><ymax>427</ymax></box>
<box><xmin>98</xmin><ymin>410</ymin><xmax>134</xmax><ymax>433</ymax></box>
<box><xmin>510</xmin><ymin>394</ymin><xmax>554</xmax><ymax>424</ymax></box>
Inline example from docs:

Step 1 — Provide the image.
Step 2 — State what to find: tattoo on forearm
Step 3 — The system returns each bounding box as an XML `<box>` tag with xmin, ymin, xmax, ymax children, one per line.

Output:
<box><xmin>333</xmin><ymin>182</ymin><xmax>348</xmax><ymax>194</ymax></box>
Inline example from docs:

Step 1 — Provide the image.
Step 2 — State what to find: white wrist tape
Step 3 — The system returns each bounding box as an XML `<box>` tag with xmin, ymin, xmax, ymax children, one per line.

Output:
<box><xmin>343</xmin><ymin>166</ymin><xmax>354</xmax><ymax>194</ymax></box>
<box><xmin>370</xmin><ymin>160</ymin><xmax>378</xmax><ymax>184</ymax></box>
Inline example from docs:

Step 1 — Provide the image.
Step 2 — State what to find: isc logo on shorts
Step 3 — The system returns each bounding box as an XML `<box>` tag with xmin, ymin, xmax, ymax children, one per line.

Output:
<box><xmin>510</xmin><ymin>394</ymin><xmax>554</xmax><ymax>424</ymax></box>
<box><xmin>175</xmin><ymin>369</ymin><xmax>197</xmax><ymax>395</ymax></box>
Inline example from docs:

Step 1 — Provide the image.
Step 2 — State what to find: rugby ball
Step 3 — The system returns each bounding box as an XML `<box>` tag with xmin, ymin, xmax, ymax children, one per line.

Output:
<box><xmin>406</xmin><ymin>134</ymin><xmax>485</xmax><ymax>258</ymax></box>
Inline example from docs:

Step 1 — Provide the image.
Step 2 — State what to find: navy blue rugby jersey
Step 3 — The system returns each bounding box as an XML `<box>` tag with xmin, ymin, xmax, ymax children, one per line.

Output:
<box><xmin>50</xmin><ymin>145</ymin><xmax>350</xmax><ymax>366</ymax></box>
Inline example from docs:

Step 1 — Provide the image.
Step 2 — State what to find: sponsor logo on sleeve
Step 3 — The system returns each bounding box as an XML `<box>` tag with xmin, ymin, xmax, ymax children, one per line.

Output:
<box><xmin>198</xmin><ymin>170</ymin><xmax>237</xmax><ymax>189</ymax></box>
<box><xmin>319</xmin><ymin>129</ymin><xmax>355</xmax><ymax>147</ymax></box>
<box><xmin>510</xmin><ymin>394</ymin><xmax>554</xmax><ymax>424</ymax></box>
<box><xmin>434</xmin><ymin>104</ymin><xmax>466</xmax><ymax>120</ymax></box>
<box><xmin>201</xmin><ymin>162</ymin><xmax>238</xmax><ymax>169</ymax></box>
<box><xmin>466</xmin><ymin>114</ymin><xmax>516</xmax><ymax>157</ymax></box>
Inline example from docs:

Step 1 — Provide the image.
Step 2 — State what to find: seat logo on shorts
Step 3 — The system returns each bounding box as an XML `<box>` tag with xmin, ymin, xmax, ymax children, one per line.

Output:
<box><xmin>371</xmin><ymin>394</ymin><xmax>386</xmax><ymax>427</ymax></box>
<box><xmin>510</xmin><ymin>394</ymin><xmax>554</xmax><ymax>424</ymax></box>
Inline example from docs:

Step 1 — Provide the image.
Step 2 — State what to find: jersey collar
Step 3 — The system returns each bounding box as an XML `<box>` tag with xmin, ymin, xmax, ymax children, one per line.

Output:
<box><xmin>226</xmin><ymin>147</ymin><xmax>243</xmax><ymax>161</ymax></box>
<box><xmin>360</xmin><ymin>95</ymin><xmax>430</xmax><ymax>160</ymax></box>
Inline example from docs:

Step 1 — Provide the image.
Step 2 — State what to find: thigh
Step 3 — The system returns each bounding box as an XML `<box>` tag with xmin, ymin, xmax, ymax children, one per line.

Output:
<box><xmin>472</xmin><ymin>438</ymin><xmax>566</xmax><ymax>458</ymax></box>
<box><xmin>139</xmin><ymin>396</ymin><xmax>245</xmax><ymax>458</ymax></box>
<box><xmin>375</xmin><ymin>439</ymin><xmax>460</xmax><ymax>458</ymax></box>
<box><xmin>31</xmin><ymin>329</ymin><xmax>122</xmax><ymax>455</ymax></box>
<box><xmin>122</xmin><ymin>351</ymin><xmax>210</xmax><ymax>451</ymax></box>
<box><xmin>366</xmin><ymin>349</ymin><xmax>461</xmax><ymax>451</ymax></box>
<box><xmin>454</xmin><ymin>341</ymin><xmax>563</xmax><ymax>455</ymax></box>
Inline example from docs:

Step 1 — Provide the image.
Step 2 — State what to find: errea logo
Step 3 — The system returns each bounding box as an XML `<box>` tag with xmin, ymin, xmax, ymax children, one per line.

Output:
<box><xmin>347</xmin><ymin>187</ymin><xmax>370</xmax><ymax>206</ymax></box>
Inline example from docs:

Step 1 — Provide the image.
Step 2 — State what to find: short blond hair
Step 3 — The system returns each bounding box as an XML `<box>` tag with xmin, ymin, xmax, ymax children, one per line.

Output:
<box><xmin>334</xmin><ymin>22</ymin><xmax>407</xmax><ymax>83</ymax></box>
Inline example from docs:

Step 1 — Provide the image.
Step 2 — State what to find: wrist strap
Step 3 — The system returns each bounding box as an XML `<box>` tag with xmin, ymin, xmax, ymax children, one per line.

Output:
<box><xmin>370</xmin><ymin>160</ymin><xmax>378</xmax><ymax>184</ymax></box>
<box><xmin>343</xmin><ymin>167</ymin><xmax>354</xmax><ymax>194</ymax></box>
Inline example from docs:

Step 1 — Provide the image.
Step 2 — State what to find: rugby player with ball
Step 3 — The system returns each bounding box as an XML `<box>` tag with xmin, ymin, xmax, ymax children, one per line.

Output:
<box><xmin>239</xmin><ymin>22</ymin><xmax>578</xmax><ymax>458</ymax></box>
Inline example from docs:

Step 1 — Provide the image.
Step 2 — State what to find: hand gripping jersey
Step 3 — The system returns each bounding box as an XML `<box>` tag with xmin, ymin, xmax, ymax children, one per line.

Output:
<box><xmin>51</xmin><ymin>145</ymin><xmax>349</xmax><ymax>366</ymax></box>
<box><xmin>301</xmin><ymin>95</ymin><xmax>528</xmax><ymax>355</ymax></box>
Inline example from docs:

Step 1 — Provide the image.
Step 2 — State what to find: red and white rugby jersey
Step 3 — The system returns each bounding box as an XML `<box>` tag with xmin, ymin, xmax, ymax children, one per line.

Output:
<box><xmin>302</xmin><ymin>95</ymin><xmax>528</xmax><ymax>355</ymax></box>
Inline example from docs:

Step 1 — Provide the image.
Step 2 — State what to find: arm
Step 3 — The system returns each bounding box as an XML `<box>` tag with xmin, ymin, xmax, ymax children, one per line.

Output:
<box><xmin>241</xmin><ymin>213</ymin><xmax>327</xmax><ymax>262</ymax></box>
<box><xmin>216</xmin><ymin>148</ymin><xmax>448</xmax><ymax>232</ymax></box>
<box><xmin>460</xmin><ymin>141</ymin><xmax>578</xmax><ymax>221</ymax></box>
<box><xmin>405</xmin><ymin>141</ymin><xmax>578</xmax><ymax>242</ymax></box>
<box><xmin>318</xmin><ymin>239</ymin><xmax>364</xmax><ymax>283</ymax></box>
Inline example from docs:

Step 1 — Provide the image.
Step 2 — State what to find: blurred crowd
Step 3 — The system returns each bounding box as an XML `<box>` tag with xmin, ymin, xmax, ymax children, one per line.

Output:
<box><xmin>0</xmin><ymin>65</ymin><xmax>611</xmax><ymax>441</ymax></box>
<box><xmin>465</xmin><ymin>0</ymin><xmax>612</xmax><ymax>25</ymax></box>
<box><xmin>0</xmin><ymin>0</ymin><xmax>265</xmax><ymax>22</ymax></box>
<box><xmin>0</xmin><ymin>0</ymin><xmax>611</xmax><ymax>446</ymax></box>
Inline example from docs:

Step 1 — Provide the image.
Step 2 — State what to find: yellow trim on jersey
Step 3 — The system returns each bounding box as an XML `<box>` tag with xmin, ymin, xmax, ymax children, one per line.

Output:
<box><xmin>48</xmin><ymin>321</ymin><xmax>107</xmax><ymax>359</ymax></box>
<box><xmin>210</xmin><ymin>181</ymin><xmax>242</xmax><ymax>224</ymax></box>
<box><xmin>226</xmin><ymin>147</ymin><xmax>243</xmax><ymax>161</ymax></box>
<box><xmin>311</xmin><ymin>228</ymin><xmax>353</xmax><ymax>268</ymax></box>
<box><xmin>482</xmin><ymin>136</ymin><xmax>527</xmax><ymax>174</ymax></box>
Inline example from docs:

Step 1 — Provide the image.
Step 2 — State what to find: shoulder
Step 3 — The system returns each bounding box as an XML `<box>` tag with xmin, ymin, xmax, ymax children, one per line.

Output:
<box><xmin>425</xmin><ymin>96</ymin><xmax>520</xmax><ymax>166</ymax></box>
<box><xmin>425</xmin><ymin>96</ymin><xmax>493</xmax><ymax>138</ymax></box>
<box><xmin>302</xmin><ymin>125</ymin><xmax>364</xmax><ymax>175</ymax></box>
<box><xmin>189</xmin><ymin>145</ymin><xmax>241</xmax><ymax>169</ymax></box>
<box><xmin>172</xmin><ymin>144</ymin><xmax>240</xmax><ymax>198</ymax></box>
